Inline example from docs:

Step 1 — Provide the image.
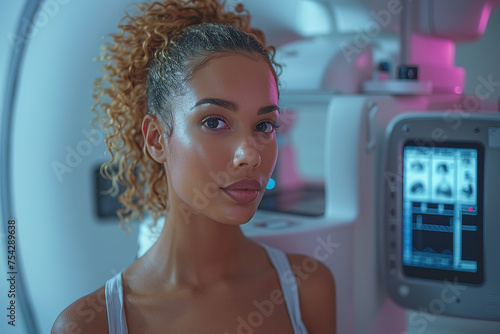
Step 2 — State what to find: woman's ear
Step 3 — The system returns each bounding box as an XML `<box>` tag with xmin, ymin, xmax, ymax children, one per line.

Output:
<box><xmin>142</xmin><ymin>114</ymin><xmax>168</xmax><ymax>163</ymax></box>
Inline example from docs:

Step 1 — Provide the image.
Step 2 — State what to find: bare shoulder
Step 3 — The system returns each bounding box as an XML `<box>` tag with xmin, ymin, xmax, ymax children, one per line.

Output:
<box><xmin>287</xmin><ymin>253</ymin><xmax>336</xmax><ymax>334</ymax></box>
<box><xmin>51</xmin><ymin>286</ymin><xmax>108</xmax><ymax>334</ymax></box>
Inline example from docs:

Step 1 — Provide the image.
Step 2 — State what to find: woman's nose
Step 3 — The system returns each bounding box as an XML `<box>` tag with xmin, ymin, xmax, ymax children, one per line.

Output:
<box><xmin>232</xmin><ymin>137</ymin><xmax>262</xmax><ymax>169</ymax></box>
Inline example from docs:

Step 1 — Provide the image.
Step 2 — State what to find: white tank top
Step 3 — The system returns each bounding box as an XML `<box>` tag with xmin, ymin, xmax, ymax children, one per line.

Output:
<box><xmin>105</xmin><ymin>243</ymin><xmax>308</xmax><ymax>333</ymax></box>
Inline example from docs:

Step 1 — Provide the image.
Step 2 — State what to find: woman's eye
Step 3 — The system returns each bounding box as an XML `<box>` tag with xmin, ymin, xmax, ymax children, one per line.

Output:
<box><xmin>203</xmin><ymin>117</ymin><xmax>228</xmax><ymax>130</ymax></box>
<box><xmin>256</xmin><ymin>121</ymin><xmax>278</xmax><ymax>133</ymax></box>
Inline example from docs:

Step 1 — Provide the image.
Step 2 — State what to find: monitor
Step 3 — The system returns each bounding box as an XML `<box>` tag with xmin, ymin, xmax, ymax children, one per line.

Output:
<box><xmin>402</xmin><ymin>142</ymin><xmax>484</xmax><ymax>284</ymax></box>
<box><xmin>381</xmin><ymin>113</ymin><xmax>500</xmax><ymax>320</ymax></box>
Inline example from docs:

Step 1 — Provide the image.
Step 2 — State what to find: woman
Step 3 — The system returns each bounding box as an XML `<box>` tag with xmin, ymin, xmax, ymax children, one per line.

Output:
<box><xmin>52</xmin><ymin>0</ymin><xmax>336</xmax><ymax>333</ymax></box>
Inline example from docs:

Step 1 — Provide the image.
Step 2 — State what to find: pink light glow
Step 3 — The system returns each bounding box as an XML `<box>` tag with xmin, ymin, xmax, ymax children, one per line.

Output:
<box><xmin>478</xmin><ymin>3</ymin><xmax>492</xmax><ymax>35</ymax></box>
<box><xmin>411</xmin><ymin>34</ymin><xmax>455</xmax><ymax>66</ymax></box>
<box><xmin>356</xmin><ymin>53</ymin><xmax>369</xmax><ymax>69</ymax></box>
<box><xmin>469</xmin><ymin>207</ymin><xmax>474</xmax><ymax>213</ymax></box>
<box><xmin>454</xmin><ymin>86</ymin><xmax>463</xmax><ymax>94</ymax></box>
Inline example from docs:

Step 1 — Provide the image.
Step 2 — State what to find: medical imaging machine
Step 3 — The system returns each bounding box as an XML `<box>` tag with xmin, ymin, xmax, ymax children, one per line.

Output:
<box><xmin>243</xmin><ymin>0</ymin><xmax>500</xmax><ymax>333</ymax></box>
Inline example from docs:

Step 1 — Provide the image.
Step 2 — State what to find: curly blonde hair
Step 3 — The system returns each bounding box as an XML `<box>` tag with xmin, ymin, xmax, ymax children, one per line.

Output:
<box><xmin>91</xmin><ymin>0</ymin><xmax>280</xmax><ymax>231</ymax></box>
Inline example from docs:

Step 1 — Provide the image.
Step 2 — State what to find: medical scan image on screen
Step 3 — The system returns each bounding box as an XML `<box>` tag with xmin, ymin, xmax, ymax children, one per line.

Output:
<box><xmin>402</xmin><ymin>142</ymin><xmax>484</xmax><ymax>284</ymax></box>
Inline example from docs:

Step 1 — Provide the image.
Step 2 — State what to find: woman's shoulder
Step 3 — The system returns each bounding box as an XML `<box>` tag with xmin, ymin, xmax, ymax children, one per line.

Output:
<box><xmin>51</xmin><ymin>286</ymin><xmax>108</xmax><ymax>334</ymax></box>
<box><xmin>286</xmin><ymin>253</ymin><xmax>337</xmax><ymax>334</ymax></box>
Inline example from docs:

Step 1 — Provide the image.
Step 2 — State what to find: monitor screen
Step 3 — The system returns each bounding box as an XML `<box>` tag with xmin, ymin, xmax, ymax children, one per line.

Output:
<box><xmin>402</xmin><ymin>141</ymin><xmax>484</xmax><ymax>284</ymax></box>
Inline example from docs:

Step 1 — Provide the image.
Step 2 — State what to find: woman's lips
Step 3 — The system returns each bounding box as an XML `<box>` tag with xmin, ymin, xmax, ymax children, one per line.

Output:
<box><xmin>221</xmin><ymin>178</ymin><xmax>261</xmax><ymax>203</ymax></box>
<box><xmin>221</xmin><ymin>188</ymin><xmax>259</xmax><ymax>203</ymax></box>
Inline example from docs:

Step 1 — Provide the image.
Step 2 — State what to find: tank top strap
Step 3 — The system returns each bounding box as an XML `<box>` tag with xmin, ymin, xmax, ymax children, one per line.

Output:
<box><xmin>104</xmin><ymin>272</ymin><xmax>129</xmax><ymax>334</ymax></box>
<box><xmin>260</xmin><ymin>243</ymin><xmax>309</xmax><ymax>334</ymax></box>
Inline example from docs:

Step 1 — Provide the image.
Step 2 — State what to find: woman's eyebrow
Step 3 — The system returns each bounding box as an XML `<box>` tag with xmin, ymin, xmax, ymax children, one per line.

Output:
<box><xmin>258</xmin><ymin>104</ymin><xmax>280</xmax><ymax>115</ymax></box>
<box><xmin>193</xmin><ymin>98</ymin><xmax>238</xmax><ymax>111</ymax></box>
<box><xmin>192</xmin><ymin>97</ymin><xmax>280</xmax><ymax>115</ymax></box>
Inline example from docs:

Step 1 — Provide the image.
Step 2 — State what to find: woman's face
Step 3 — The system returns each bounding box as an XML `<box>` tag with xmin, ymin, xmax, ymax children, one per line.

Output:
<box><xmin>164</xmin><ymin>53</ymin><xmax>279</xmax><ymax>225</ymax></box>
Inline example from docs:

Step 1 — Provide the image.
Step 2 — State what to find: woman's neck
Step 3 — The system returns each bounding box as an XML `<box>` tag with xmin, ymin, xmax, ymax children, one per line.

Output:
<box><xmin>140</xmin><ymin>211</ymin><xmax>256</xmax><ymax>290</ymax></box>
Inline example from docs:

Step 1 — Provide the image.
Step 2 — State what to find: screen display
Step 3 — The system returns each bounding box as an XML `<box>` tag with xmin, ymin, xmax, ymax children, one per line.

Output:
<box><xmin>402</xmin><ymin>141</ymin><xmax>484</xmax><ymax>284</ymax></box>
